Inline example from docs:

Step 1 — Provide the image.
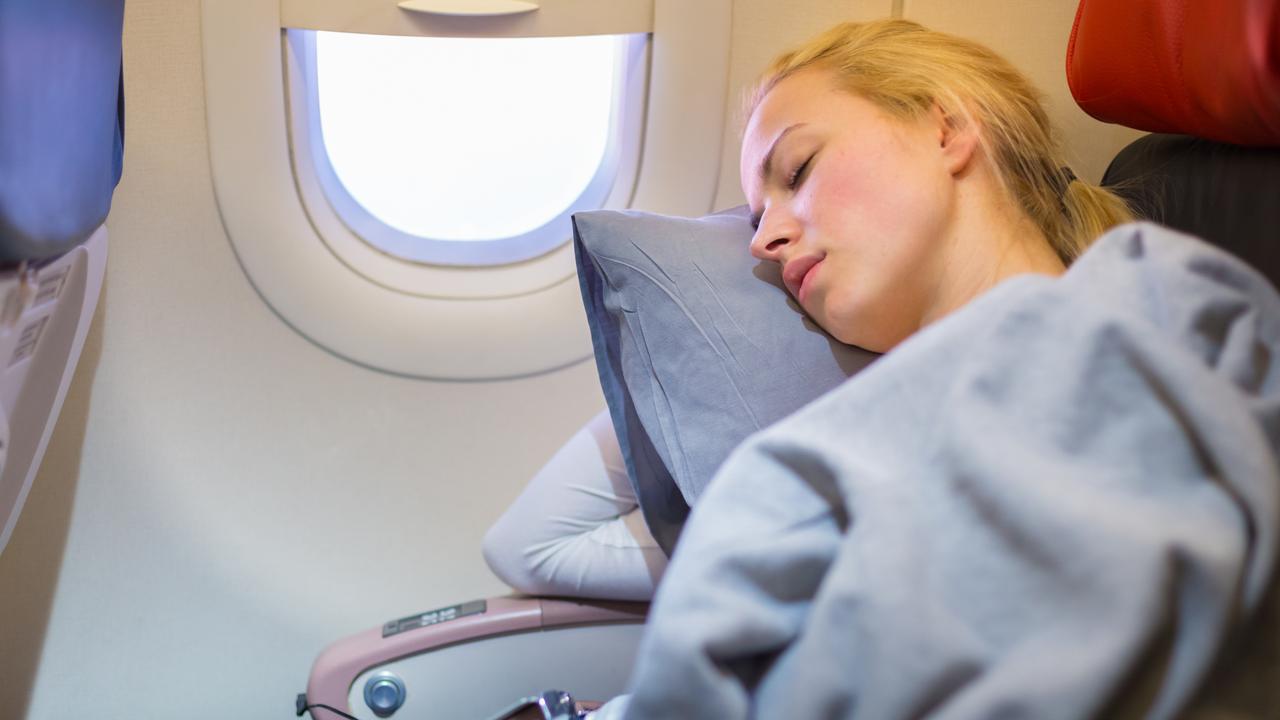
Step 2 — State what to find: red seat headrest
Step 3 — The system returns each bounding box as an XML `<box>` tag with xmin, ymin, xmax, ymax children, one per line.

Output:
<box><xmin>1067</xmin><ymin>0</ymin><xmax>1280</xmax><ymax>147</ymax></box>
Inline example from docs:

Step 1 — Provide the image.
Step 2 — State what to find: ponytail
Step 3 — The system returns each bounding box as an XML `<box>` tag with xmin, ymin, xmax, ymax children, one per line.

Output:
<box><xmin>1054</xmin><ymin>177</ymin><xmax>1136</xmax><ymax>261</ymax></box>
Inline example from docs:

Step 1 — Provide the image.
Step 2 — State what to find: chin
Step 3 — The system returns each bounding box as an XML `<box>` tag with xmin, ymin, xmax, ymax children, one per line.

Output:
<box><xmin>826</xmin><ymin>320</ymin><xmax>884</xmax><ymax>354</ymax></box>
<box><xmin>823</xmin><ymin>294</ymin><xmax>913</xmax><ymax>354</ymax></box>
<box><xmin>841</xmin><ymin>316</ymin><xmax>918</xmax><ymax>354</ymax></box>
<box><xmin>848</xmin><ymin>335</ymin><xmax>891</xmax><ymax>354</ymax></box>
<box><xmin>818</xmin><ymin>304</ymin><xmax>883</xmax><ymax>353</ymax></box>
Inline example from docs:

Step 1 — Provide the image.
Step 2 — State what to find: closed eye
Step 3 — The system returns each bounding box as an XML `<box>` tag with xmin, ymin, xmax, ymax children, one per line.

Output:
<box><xmin>787</xmin><ymin>154</ymin><xmax>814</xmax><ymax>189</ymax></box>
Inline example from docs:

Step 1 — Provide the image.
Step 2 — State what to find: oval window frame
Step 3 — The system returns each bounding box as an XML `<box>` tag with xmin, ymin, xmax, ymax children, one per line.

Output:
<box><xmin>202</xmin><ymin>0</ymin><xmax>731</xmax><ymax>380</ymax></box>
<box><xmin>290</xmin><ymin>30</ymin><xmax>648</xmax><ymax>281</ymax></box>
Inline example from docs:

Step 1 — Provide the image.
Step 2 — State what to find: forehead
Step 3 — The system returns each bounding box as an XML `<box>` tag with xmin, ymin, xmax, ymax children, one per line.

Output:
<box><xmin>740</xmin><ymin>69</ymin><xmax>841</xmax><ymax>194</ymax></box>
<box><xmin>750</xmin><ymin>67</ymin><xmax>840</xmax><ymax>131</ymax></box>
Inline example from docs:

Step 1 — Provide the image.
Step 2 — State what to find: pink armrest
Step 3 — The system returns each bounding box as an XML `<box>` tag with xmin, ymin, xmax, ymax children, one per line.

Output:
<box><xmin>304</xmin><ymin>596</ymin><xmax>648</xmax><ymax>718</ymax></box>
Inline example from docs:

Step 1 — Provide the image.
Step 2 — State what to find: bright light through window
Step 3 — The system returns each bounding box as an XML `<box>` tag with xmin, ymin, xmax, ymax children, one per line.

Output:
<box><xmin>314</xmin><ymin>32</ymin><xmax>618</xmax><ymax>242</ymax></box>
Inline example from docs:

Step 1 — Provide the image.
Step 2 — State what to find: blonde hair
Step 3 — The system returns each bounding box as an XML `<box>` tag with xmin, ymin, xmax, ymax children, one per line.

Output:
<box><xmin>748</xmin><ymin>19</ymin><xmax>1133</xmax><ymax>262</ymax></box>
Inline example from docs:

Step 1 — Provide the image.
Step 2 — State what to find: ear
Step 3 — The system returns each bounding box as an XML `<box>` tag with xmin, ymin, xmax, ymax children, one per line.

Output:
<box><xmin>929</xmin><ymin>102</ymin><xmax>979</xmax><ymax>176</ymax></box>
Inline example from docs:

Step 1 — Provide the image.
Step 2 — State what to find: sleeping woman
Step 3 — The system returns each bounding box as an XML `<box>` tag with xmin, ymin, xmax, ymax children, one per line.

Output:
<box><xmin>482</xmin><ymin>8</ymin><xmax>1135</xmax><ymax>605</ymax></box>
<box><xmin>594</xmin><ymin>19</ymin><xmax>1280</xmax><ymax>719</ymax></box>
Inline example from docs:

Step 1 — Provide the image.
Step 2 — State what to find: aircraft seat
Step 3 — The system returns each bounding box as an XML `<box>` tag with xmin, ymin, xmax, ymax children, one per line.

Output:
<box><xmin>0</xmin><ymin>0</ymin><xmax>122</xmax><ymax>555</ymax></box>
<box><xmin>1068</xmin><ymin>0</ymin><xmax>1280</xmax><ymax>281</ymax></box>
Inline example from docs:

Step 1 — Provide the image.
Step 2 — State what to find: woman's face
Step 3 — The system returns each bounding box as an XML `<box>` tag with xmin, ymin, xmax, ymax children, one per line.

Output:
<box><xmin>741</xmin><ymin>67</ymin><xmax>963</xmax><ymax>352</ymax></box>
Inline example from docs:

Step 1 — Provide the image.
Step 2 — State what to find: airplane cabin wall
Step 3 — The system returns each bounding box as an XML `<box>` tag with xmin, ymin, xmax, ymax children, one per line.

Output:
<box><xmin>0</xmin><ymin>1</ymin><xmax>1144</xmax><ymax>718</ymax></box>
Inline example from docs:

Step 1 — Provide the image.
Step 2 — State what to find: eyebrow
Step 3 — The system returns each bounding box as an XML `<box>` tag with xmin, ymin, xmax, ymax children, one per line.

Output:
<box><xmin>750</xmin><ymin>123</ymin><xmax>806</xmax><ymax>230</ymax></box>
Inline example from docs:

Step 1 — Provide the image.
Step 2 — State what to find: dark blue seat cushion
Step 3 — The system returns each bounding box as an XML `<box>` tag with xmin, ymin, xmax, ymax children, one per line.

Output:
<box><xmin>1103</xmin><ymin>134</ymin><xmax>1280</xmax><ymax>288</ymax></box>
<box><xmin>0</xmin><ymin>0</ymin><xmax>125</xmax><ymax>263</ymax></box>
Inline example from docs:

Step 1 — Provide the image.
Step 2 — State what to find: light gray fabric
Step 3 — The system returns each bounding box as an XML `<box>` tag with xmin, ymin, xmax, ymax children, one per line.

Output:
<box><xmin>573</xmin><ymin>207</ymin><xmax>877</xmax><ymax>553</ymax></box>
<box><xmin>620</xmin><ymin>223</ymin><xmax>1280</xmax><ymax>720</ymax></box>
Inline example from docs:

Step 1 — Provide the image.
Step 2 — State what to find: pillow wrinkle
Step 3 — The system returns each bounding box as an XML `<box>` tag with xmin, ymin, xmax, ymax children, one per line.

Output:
<box><xmin>621</xmin><ymin>297</ymin><xmax>685</xmax><ymax>487</ymax></box>
<box><xmin>628</xmin><ymin>240</ymin><xmax>677</xmax><ymax>284</ymax></box>
<box><xmin>691</xmin><ymin>261</ymin><xmax>768</xmax><ymax>357</ymax></box>
<box><xmin>634</xmin><ymin>297</ymin><xmax>765</xmax><ymax>497</ymax></box>
<box><xmin>706</xmin><ymin>314</ymin><xmax>752</xmax><ymax>377</ymax></box>
<box><xmin>629</xmin><ymin>305</ymin><xmax>704</xmax><ymax>498</ymax></box>
<box><xmin>598</xmin><ymin>255</ymin><xmax>729</xmax><ymax>364</ymax></box>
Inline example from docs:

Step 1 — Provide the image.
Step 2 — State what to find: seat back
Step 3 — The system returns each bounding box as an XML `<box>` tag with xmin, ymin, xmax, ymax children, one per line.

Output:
<box><xmin>0</xmin><ymin>0</ymin><xmax>123</xmax><ymax>555</ymax></box>
<box><xmin>1067</xmin><ymin>0</ymin><xmax>1280</xmax><ymax>284</ymax></box>
<box><xmin>1102</xmin><ymin>135</ymin><xmax>1280</xmax><ymax>286</ymax></box>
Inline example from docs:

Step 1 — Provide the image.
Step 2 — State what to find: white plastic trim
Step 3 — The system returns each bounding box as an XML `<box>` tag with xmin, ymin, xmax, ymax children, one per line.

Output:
<box><xmin>282</xmin><ymin>0</ymin><xmax>651</xmax><ymax>38</ymax></box>
<box><xmin>397</xmin><ymin>0</ymin><xmax>540</xmax><ymax>17</ymax></box>
<box><xmin>201</xmin><ymin>0</ymin><xmax>730</xmax><ymax>380</ymax></box>
<box><xmin>0</xmin><ymin>226</ymin><xmax>107</xmax><ymax>556</ymax></box>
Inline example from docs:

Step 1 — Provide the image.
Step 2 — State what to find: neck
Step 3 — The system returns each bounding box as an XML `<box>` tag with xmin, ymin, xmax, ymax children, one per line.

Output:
<box><xmin>922</xmin><ymin>170</ymin><xmax>1065</xmax><ymax>328</ymax></box>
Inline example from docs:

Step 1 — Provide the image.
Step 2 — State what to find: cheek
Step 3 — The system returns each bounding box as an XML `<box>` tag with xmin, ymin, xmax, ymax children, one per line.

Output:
<box><xmin>812</xmin><ymin>213</ymin><xmax>933</xmax><ymax>352</ymax></box>
<box><xmin>814</xmin><ymin>150</ymin><xmax>873</xmax><ymax>208</ymax></box>
<box><xmin>805</xmin><ymin>174</ymin><xmax>865</xmax><ymax>253</ymax></box>
<box><xmin>811</xmin><ymin>147</ymin><xmax>922</xmax><ymax>243</ymax></box>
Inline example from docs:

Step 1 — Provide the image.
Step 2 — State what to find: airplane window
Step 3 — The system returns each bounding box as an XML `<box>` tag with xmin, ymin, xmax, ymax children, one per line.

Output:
<box><xmin>302</xmin><ymin>31</ymin><xmax>637</xmax><ymax>266</ymax></box>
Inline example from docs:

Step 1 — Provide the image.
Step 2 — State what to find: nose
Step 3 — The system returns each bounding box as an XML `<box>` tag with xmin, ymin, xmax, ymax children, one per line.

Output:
<box><xmin>749</xmin><ymin>208</ymin><xmax>797</xmax><ymax>262</ymax></box>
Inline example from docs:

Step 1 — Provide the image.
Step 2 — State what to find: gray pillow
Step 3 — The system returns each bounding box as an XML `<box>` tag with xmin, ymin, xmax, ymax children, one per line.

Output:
<box><xmin>572</xmin><ymin>206</ymin><xmax>877</xmax><ymax>554</ymax></box>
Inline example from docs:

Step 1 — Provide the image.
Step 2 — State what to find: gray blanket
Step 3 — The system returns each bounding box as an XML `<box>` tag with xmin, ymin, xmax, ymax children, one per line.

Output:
<box><xmin>616</xmin><ymin>223</ymin><xmax>1280</xmax><ymax>719</ymax></box>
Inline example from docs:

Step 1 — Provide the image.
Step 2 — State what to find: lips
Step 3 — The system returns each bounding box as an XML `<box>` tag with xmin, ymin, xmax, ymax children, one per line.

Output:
<box><xmin>782</xmin><ymin>255</ymin><xmax>824</xmax><ymax>304</ymax></box>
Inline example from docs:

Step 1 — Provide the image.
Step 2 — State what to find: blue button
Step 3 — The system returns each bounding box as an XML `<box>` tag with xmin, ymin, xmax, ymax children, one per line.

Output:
<box><xmin>364</xmin><ymin>672</ymin><xmax>406</xmax><ymax>717</ymax></box>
